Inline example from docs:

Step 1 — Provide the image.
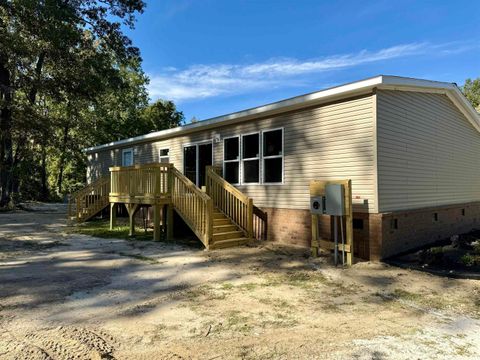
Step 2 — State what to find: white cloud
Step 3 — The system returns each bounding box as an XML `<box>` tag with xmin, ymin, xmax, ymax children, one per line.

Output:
<box><xmin>147</xmin><ymin>42</ymin><xmax>474</xmax><ymax>102</ymax></box>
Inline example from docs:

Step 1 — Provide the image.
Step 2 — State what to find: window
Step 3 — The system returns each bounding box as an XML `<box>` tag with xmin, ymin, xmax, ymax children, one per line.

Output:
<box><xmin>223</xmin><ymin>137</ymin><xmax>240</xmax><ymax>184</ymax></box>
<box><xmin>242</xmin><ymin>133</ymin><xmax>260</xmax><ymax>183</ymax></box>
<box><xmin>262</xmin><ymin>129</ymin><xmax>283</xmax><ymax>183</ymax></box>
<box><xmin>159</xmin><ymin>148</ymin><xmax>169</xmax><ymax>163</ymax></box>
<box><xmin>122</xmin><ymin>148</ymin><xmax>134</xmax><ymax>166</ymax></box>
<box><xmin>221</xmin><ymin>127</ymin><xmax>284</xmax><ymax>185</ymax></box>
<box><xmin>461</xmin><ymin>208</ymin><xmax>466</xmax><ymax>216</ymax></box>
<box><xmin>433</xmin><ymin>213</ymin><xmax>439</xmax><ymax>222</ymax></box>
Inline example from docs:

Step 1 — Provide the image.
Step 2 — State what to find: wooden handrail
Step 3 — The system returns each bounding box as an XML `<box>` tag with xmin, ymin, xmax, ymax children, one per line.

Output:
<box><xmin>68</xmin><ymin>175</ymin><xmax>110</xmax><ymax>222</ymax></box>
<box><xmin>109</xmin><ymin>162</ymin><xmax>171</xmax><ymax>171</ymax></box>
<box><xmin>207</xmin><ymin>169</ymin><xmax>250</xmax><ymax>203</ymax></box>
<box><xmin>110</xmin><ymin>163</ymin><xmax>172</xmax><ymax>198</ymax></box>
<box><xmin>206</xmin><ymin>166</ymin><xmax>253</xmax><ymax>239</ymax></box>
<box><xmin>171</xmin><ymin>167</ymin><xmax>213</xmax><ymax>248</ymax></box>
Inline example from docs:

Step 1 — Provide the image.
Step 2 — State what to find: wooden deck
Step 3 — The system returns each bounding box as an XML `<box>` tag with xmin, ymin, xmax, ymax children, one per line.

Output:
<box><xmin>69</xmin><ymin>163</ymin><xmax>268</xmax><ymax>250</ymax></box>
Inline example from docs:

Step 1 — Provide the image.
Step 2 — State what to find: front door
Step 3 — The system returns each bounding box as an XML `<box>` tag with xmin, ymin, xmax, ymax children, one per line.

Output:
<box><xmin>183</xmin><ymin>142</ymin><xmax>213</xmax><ymax>187</ymax></box>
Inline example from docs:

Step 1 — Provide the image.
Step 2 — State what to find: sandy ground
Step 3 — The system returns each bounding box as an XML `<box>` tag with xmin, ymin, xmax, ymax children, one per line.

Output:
<box><xmin>1</xmin><ymin>203</ymin><xmax>480</xmax><ymax>359</ymax></box>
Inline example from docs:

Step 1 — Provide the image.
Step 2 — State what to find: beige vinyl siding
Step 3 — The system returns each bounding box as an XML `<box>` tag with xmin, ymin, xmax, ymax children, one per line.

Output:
<box><xmin>377</xmin><ymin>90</ymin><xmax>480</xmax><ymax>212</ymax></box>
<box><xmin>88</xmin><ymin>94</ymin><xmax>376</xmax><ymax>212</ymax></box>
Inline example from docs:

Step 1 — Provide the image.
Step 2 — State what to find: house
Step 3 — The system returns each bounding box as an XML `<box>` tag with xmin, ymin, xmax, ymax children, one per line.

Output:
<box><xmin>83</xmin><ymin>75</ymin><xmax>480</xmax><ymax>260</ymax></box>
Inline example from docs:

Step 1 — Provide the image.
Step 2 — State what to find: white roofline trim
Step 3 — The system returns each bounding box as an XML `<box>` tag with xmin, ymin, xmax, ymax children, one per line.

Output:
<box><xmin>84</xmin><ymin>75</ymin><xmax>480</xmax><ymax>153</ymax></box>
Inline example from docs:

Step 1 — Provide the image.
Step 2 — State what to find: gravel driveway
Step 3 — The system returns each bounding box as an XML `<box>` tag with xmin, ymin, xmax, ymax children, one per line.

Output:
<box><xmin>1</xmin><ymin>203</ymin><xmax>479</xmax><ymax>359</ymax></box>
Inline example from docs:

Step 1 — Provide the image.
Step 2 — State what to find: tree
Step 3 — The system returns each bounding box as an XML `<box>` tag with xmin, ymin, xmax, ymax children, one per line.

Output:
<box><xmin>54</xmin><ymin>59</ymin><xmax>150</xmax><ymax>195</ymax></box>
<box><xmin>463</xmin><ymin>78</ymin><xmax>480</xmax><ymax>111</ymax></box>
<box><xmin>140</xmin><ymin>99</ymin><xmax>185</xmax><ymax>133</ymax></box>
<box><xmin>0</xmin><ymin>0</ymin><xmax>146</xmax><ymax>206</ymax></box>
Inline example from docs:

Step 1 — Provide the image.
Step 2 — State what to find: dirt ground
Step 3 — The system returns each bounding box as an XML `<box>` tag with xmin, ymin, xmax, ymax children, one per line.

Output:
<box><xmin>1</xmin><ymin>204</ymin><xmax>480</xmax><ymax>359</ymax></box>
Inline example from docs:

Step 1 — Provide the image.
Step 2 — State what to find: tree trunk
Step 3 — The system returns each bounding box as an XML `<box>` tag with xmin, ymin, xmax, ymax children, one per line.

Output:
<box><xmin>28</xmin><ymin>52</ymin><xmax>45</xmax><ymax>105</ymax></box>
<box><xmin>0</xmin><ymin>55</ymin><xmax>13</xmax><ymax>207</ymax></box>
<box><xmin>40</xmin><ymin>141</ymin><xmax>48</xmax><ymax>201</ymax></box>
<box><xmin>56</xmin><ymin>123</ymin><xmax>70</xmax><ymax>195</ymax></box>
<box><xmin>11</xmin><ymin>52</ymin><xmax>47</xmax><ymax>199</ymax></box>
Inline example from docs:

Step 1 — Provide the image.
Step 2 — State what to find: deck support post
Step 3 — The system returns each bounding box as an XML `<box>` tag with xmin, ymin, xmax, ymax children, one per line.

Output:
<box><xmin>126</xmin><ymin>204</ymin><xmax>139</xmax><ymax>237</ymax></box>
<box><xmin>153</xmin><ymin>204</ymin><xmax>161</xmax><ymax>241</ymax></box>
<box><xmin>247</xmin><ymin>198</ymin><xmax>253</xmax><ymax>240</ymax></box>
<box><xmin>166</xmin><ymin>204</ymin><xmax>174</xmax><ymax>240</ymax></box>
<box><xmin>109</xmin><ymin>203</ymin><xmax>117</xmax><ymax>230</ymax></box>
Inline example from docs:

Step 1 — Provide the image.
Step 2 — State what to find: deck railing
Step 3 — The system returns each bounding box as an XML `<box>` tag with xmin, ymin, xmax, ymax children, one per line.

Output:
<box><xmin>68</xmin><ymin>175</ymin><xmax>110</xmax><ymax>222</ymax></box>
<box><xmin>71</xmin><ymin>162</ymin><xmax>259</xmax><ymax>247</ymax></box>
<box><xmin>110</xmin><ymin>163</ymin><xmax>171</xmax><ymax>200</ymax></box>
<box><xmin>253</xmin><ymin>205</ymin><xmax>268</xmax><ymax>241</ymax></box>
<box><xmin>171</xmin><ymin>167</ymin><xmax>213</xmax><ymax>248</ymax></box>
<box><xmin>206</xmin><ymin>166</ymin><xmax>253</xmax><ymax>239</ymax></box>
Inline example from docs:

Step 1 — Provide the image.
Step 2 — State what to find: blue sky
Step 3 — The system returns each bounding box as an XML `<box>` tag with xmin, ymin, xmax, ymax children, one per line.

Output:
<box><xmin>124</xmin><ymin>0</ymin><xmax>480</xmax><ymax>121</ymax></box>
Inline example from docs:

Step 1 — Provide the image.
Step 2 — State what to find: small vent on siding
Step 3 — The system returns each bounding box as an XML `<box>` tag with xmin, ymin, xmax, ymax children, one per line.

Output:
<box><xmin>390</xmin><ymin>218</ymin><xmax>398</xmax><ymax>230</ymax></box>
<box><xmin>353</xmin><ymin>218</ymin><xmax>364</xmax><ymax>230</ymax></box>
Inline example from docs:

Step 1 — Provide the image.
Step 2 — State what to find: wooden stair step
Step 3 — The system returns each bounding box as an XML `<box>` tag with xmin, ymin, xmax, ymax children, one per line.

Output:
<box><xmin>213</xmin><ymin>218</ymin><xmax>231</xmax><ymax>226</ymax></box>
<box><xmin>210</xmin><ymin>237</ymin><xmax>249</xmax><ymax>249</ymax></box>
<box><xmin>213</xmin><ymin>212</ymin><xmax>228</xmax><ymax>220</ymax></box>
<box><xmin>213</xmin><ymin>224</ymin><xmax>238</xmax><ymax>233</ymax></box>
<box><xmin>212</xmin><ymin>230</ymin><xmax>244</xmax><ymax>241</ymax></box>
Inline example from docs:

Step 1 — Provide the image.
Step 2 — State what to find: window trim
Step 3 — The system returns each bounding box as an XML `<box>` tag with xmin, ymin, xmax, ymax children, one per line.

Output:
<box><xmin>122</xmin><ymin>148</ymin><xmax>134</xmax><ymax>166</ymax></box>
<box><xmin>262</xmin><ymin>127</ymin><xmax>284</xmax><ymax>185</ymax></box>
<box><xmin>223</xmin><ymin>135</ymin><xmax>240</xmax><ymax>185</ymax></box>
<box><xmin>241</xmin><ymin>132</ymin><xmax>261</xmax><ymax>185</ymax></box>
<box><xmin>159</xmin><ymin>148</ymin><xmax>170</xmax><ymax>163</ymax></box>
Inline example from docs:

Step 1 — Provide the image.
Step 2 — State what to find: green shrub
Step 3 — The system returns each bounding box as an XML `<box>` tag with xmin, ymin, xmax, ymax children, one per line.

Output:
<box><xmin>473</xmin><ymin>241</ymin><xmax>480</xmax><ymax>255</ymax></box>
<box><xmin>460</xmin><ymin>253</ymin><xmax>476</xmax><ymax>267</ymax></box>
<box><xmin>430</xmin><ymin>246</ymin><xmax>445</xmax><ymax>254</ymax></box>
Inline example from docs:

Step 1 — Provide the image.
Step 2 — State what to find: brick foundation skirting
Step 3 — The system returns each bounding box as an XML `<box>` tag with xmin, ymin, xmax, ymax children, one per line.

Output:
<box><xmin>378</xmin><ymin>202</ymin><xmax>480</xmax><ymax>259</ymax></box>
<box><xmin>260</xmin><ymin>202</ymin><xmax>480</xmax><ymax>261</ymax></box>
<box><xmin>119</xmin><ymin>202</ymin><xmax>480</xmax><ymax>261</ymax></box>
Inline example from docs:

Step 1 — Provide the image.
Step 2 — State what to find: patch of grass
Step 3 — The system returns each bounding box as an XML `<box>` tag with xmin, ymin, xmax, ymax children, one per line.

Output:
<box><xmin>238</xmin><ymin>282</ymin><xmax>258</xmax><ymax>291</ymax></box>
<box><xmin>67</xmin><ymin>220</ymin><xmax>153</xmax><ymax>241</ymax></box>
<box><xmin>257</xmin><ymin>297</ymin><xmax>272</xmax><ymax>305</ymax></box>
<box><xmin>183</xmin><ymin>285</ymin><xmax>226</xmax><ymax>306</ymax></box>
<box><xmin>455</xmin><ymin>344</ymin><xmax>472</xmax><ymax>356</ymax></box>
<box><xmin>20</xmin><ymin>240</ymin><xmax>69</xmax><ymax>250</ymax></box>
<box><xmin>238</xmin><ymin>346</ymin><xmax>288</xmax><ymax>360</ymax></box>
<box><xmin>183</xmin><ymin>285</ymin><xmax>213</xmax><ymax>300</ymax></box>
<box><xmin>116</xmin><ymin>251</ymin><xmax>159</xmax><ymax>264</ymax></box>
<box><xmin>257</xmin><ymin>297</ymin><xmax>291</xmax><ymax>309</ymax></box>
<box><xmin>225</xmin><ymin>310</ymin><xmax>253</xmax><ymax>333</ymax></box>
<box><xmin>263</xmin><ymin>271</ymin><xmax>328</xmax><ymax>290</ymax></box>
<box><xmin>259</xmin><ymin>310</ymin><xmax>298</xmax><ymax>329</ymax></box>
<box><xmin>377</xmin><ymin>288</ymin><xmax>449</xmax><ymax>311</ymax></box>
<box><xmin>321</xmin><ymin>302</ymin><xmax>340</xmax><ymax>312</ymax></box>
<box><xmin>221</xmin><ymin>282</ymin><xmax>234</xmax><ymax>290</ymax></box>
<box><xmin>273</xmin><ymin>299</ymin><xmax>290</xmax><ymax>309</ymax></box>
<box><xmin>392</xmin><ymin>289</ymin><xmax>422</xmax><ymax>302</ymax></box>
<box><xmin>329</xmin><ymin>283</ymin><xmax>357</xmax><ymax>297</ymax></box>
<box><xmin>474</xmin><ymin>298</ymin><xmax>480</xmax><ymax>308</ymax></box>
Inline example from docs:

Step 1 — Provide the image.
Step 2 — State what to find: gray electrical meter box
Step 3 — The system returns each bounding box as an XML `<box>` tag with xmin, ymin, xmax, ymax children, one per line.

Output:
<box><xmin>310</xmin><ymin>196</ymin><xmax>326</xmax><ymax>215</ymax></box>
<box><xmin>325</xmin><ymin>184</ymin><xmax>345</xmax><ymax>216</ymax></box>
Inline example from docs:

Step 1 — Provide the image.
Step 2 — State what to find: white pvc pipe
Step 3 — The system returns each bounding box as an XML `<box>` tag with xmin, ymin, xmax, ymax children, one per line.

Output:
<box><xmin>334</xmin><ymin>216</ymin><xmax>338</xmax><ymax>266</ymax></box>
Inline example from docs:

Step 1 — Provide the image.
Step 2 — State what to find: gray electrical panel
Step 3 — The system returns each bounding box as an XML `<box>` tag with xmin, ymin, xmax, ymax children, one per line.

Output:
<box><xmin>310</xmin><ymin>196</ymin><xmax>326</xmax><ymax>215</ymax></box>
<box><xmin>325</xmin><ymin>184</ymin><xmax>345</xmax><ymax>216</ymax></box>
